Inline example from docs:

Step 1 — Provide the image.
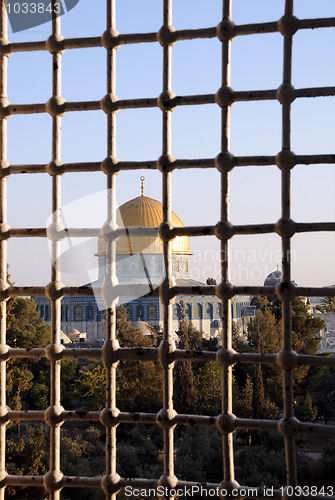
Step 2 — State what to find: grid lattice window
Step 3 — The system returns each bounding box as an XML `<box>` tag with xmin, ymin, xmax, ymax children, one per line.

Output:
<box><xmin>0</xmin><ymin>1</ymin><xmax>335</xmax><ymax>499</ymax></box>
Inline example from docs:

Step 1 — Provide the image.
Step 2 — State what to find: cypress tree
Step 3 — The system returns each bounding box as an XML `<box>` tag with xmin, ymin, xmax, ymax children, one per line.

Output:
<box><xmin>174</xmin><ymin>301</ymin><xmax>197</xmax><ymax>413</ymax></box>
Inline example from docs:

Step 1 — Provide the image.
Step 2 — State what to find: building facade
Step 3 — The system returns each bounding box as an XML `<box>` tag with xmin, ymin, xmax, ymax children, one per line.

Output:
<box><xmin>35</xmin><ymin>185</ymin><xmax>255</xmax><ymax>340</ymax></box>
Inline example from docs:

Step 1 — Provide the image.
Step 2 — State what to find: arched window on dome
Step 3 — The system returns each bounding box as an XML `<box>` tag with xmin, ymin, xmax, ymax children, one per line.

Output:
<box><xmin>173</xmin><ymin>304</ymin><xmax>181</xmax><ymax>320</ymax></box>
<box><xmin>205</xmin><ymin>303</ymin><xmax>213</xmax><ymax>319</ymax></box>
<box><xmin>86</xmin><ymin>305</ymin><xmax>93</xmax><ymax>321</ymax></box>
<box><xmin>148</xmin><ymin>304</ymin><xmax>156</xmax><ymax>320</ymax></box>
<box><xmin>185</xmin><ymin>303</ymin><xmax>192</xmax><ymax>320</ymax></box>
<box><xmin>75</xmin><ymin>305</ymin><xmax>82</xmax><ymax>321</ymax></box>
<box><xmin>195</xmin><ymin>304</ymin><xmax>202</xmax><ymax>319</ymax></box>
<box><xmin>136</xmin><ymin>305</ymin><xmax>143</xmax><ymax>321</ymax></box>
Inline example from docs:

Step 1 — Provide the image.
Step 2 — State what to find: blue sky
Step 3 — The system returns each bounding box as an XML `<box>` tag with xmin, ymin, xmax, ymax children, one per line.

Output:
<box><xmin>5</xmin><ymin>0</ymin><xmax>335</xmax><ymax>288</ymax></box>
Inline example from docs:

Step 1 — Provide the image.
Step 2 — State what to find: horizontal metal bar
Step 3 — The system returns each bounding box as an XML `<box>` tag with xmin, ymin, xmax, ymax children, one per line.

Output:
<box><xmin>3</xmin><ymin>16</ymin><xmax>335</xmax><ymax>58</ymax></box>
<box><xmin>62</xmin><ymin>476</ymin><xmax>102</xmax><ymax>488</ymax></box>
<box><xmin>118</xmin><ymin>32</ymin><xmax>157</xmax><ymax>45</ymax></box>
<box><xmin>234</xmin><ymin>353</ymin><xmax>277</xmax><ymax>365</ymax></box>
<box><xmin>6</xmin><ymin>283</ymin><xmax>335</xmax><ymax>300</ymax></box>
<box><xmin>8</xmin><ymin>348</ymin><xmax>46</xmax><ymax>358</ymax></box>
<box><xmin>296</xmin><ymin>287</ymin><xmax>335</xmax><ymax>297</ymax></box>
<box><xmin>233</xmin><ymin>223</ymin><xmax>276</xmax><ymax>235</ymax></box>
<box><xmin>4</xmin><ymin>221</ymin><xmax>335</xmax><ymax>241</ymax></box>
<box><xmin>173</xmin><ymin>350</ymin><xmax>216</xmax><ymax>362</ymax></box>
<box><xmin>297</xmin><ymin>354</ymin><xmax>335</xmax><ymax>367</ymax></box>
<box><xmin>296</xmin><ymin>154</ymin><xmax>335</xmax><ymax>164</ymax></box>
<box><xmin>62</xmin><ymin>348</ymin><xmax>102</xmax><ymax>359</ymax></box>
<box><xmin>296</xmin><ymin>86</ymin><xmax>335</xmax><ymax>98</ymax></box>
<box><xmin>173</xmin><ymin>27</ymin><xmax>217</xmax><ymax>41</ymax></box>
<box><xmin>172</xmin><ymin>285</ymin><xmax>217</xmax><ymax>297</ymax></box>
<box><xmin>234</xmin><ymin>21</ymin><xmax>278</xmax><ymax>36</ymax></box>
<box><xmin>295</xmin><ymin>222</ymin><xmax>335</xmax><ymax>233</ymax></box>
<box><xmin>173</xmin><ymin>225</ymin><xmax>215</xmax><ymax>237</ymax></box>
<box><xmin>9</xmin><ymin>228</ymin><xmax>47</xmax><ymax>237</ymax></box>
<box><xmin>5</xmin><ymin>474</ymin><xmax>44</xmax><ymax>487</ymax></box>
<box><xmin>300</xmin><ymin>422</ymin><xmax>335</xmax><ymax>436</ymax></box>
<box><xmin>299</xmin><ymin>17</ymin><xmax>335</xmax><ymax>30</ymax></box>
<box><xmin>234</xmin><ymin>89</ymin><xmax>277</xmax><ymax>102</ymax></box>
<box><xmin>233</xmin><ymin>285</ymin><xmax>277</xmax><ymax>296</ymax></box>
<box><xmin>8</xmin><ymin>103</ymin><xmax>46</xmax><ymax>114</ymax></box>
<box><xmin>235</xmin><ymin>418</ymin><xmax>278</xmax><ymax>431</ymax></box>
<box><xmin>63</xmin><ymin>100</ymin><xmax>100</xmax><ymax>112</ymax></box>
<box><xmin>235</xmin><ymin>156</ymin><xmax>276</xmax><ymax>166</ymax></box>
<box><xmin>5</xmin><ymin>153</ymin><xmax>335</xmax><ymax>177</ymax></box>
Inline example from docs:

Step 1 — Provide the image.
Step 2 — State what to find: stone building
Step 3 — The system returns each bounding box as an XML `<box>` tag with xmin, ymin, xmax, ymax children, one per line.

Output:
<box><xmin>35</xmin><ymin>182</ymin><xmax>255</xmax><ymax>340</ymax></box>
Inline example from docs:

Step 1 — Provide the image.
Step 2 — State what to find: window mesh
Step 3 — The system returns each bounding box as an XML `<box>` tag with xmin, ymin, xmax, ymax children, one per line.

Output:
<box><xmin>0</xmin><ymin>0</ymin><xmax>334</xmax><ymax>499</ymax></box>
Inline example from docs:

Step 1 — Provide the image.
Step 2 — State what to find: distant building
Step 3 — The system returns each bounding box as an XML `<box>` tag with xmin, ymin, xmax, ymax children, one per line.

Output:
<box><xmin>35</xmin><ymin>181</ymin><xmax>255</xmax><ymax>340</ymax></box>
<box><xmin>263</xmin><ymin>268</ymin><xmax>282</xmax><ymax>288</ymax></box>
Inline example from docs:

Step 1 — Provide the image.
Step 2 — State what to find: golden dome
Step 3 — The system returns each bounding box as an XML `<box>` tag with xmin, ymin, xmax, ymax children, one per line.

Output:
<box><xmin>97</xmin><ymin>195</ymin><xmax>191</xmax><ymax>255</ymax></box>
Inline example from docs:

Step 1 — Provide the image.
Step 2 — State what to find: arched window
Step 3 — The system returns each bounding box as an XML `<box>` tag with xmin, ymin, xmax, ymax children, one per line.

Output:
<box><xmin>185</xmin><ymin>303</ymin><xmax>192</xmax><ymax>319</ymax></box>
<box><xmin>206</xmin><ymin>303</ymin><xmax>213</xmax><ymax>319</ymax></box>
<box><xmin>173</xmin><ymin>304</ymin><xmax>181</xmax><ymax>320</ymax></box>
<box><xmin>137</xmin><ymin>305</ymin><xmax>143</xmax><ymax>321</ymax></box>
<box><xmin>195</xmin><ymin>304</ymin><xmax>202</xmax><ymax>319</ymax></box>
<box><xmin>125</xmin><ymin>305</ymin><xmax>132</xmax><ymax>320</ymax></box>
<box><xmin>45</xmin><ymin>305</ymin><xmax>49</xmax><ymax>321</ymax></box>
<box><xmin>86</xmin><ymin>305</ymin><xmax>93</xmax><ymax>320</ymax></box>
<box><xmin>75</xmin><ymin>305</ymin><xmax>82</xmax><ymax>321</ymax></box>
<box><xmin>217</xmin><ymin>303</ymin><xmax>222</xmax><ymax>318</ymax></box>
<box><xmin>40</xmin><ymin>305</ymin><xmax>44</xmax><ymax>319</ymax></box>
<box><xmin>148</xmin><ymin>304</ymin><xmax>156</xmax><ymax>320</ymax></box>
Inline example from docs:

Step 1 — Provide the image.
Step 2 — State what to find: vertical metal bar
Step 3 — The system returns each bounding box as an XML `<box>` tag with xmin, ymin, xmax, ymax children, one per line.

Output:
<box><xmin>0</xmin><ymin>2</ymin><xmax>7</xmax><ymax>499</ymax></box>
<box><xmin>220</xmin><ymin>0</ymin><xmax>235</xmax><ymax>484</ymax></box>
<box><xmin>48</xmin><ymin>4</ymin><xmax>63</xmax><ymax>500</ymax></box>
<box><xmin>280</xmin><ymin>0</ymin><xmax>297</xmax><ymax>487</ymax></box>
<box><xmin>105</xmin><ymin>1</ymin><xmax>118</xmax><ymax>499</ymax></box>
<box><xmin>161</xmin><ymin>0</ymin><xmax>175</xmax><ymax>492</ymax></box>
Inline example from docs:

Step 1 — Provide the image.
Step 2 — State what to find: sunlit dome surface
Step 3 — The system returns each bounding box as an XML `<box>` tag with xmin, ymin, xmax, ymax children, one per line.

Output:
<box><xmin>97</xmin><ymin>194</ymin><xmax>190</xmax><ymax>255</ymax></box>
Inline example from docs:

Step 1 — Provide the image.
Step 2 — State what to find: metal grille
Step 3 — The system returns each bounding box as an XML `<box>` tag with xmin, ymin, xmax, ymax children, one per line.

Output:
<box><xmin>1</xmin><ymin>0</ymin><xmax>335</xmax><ymax>498</ymax></box>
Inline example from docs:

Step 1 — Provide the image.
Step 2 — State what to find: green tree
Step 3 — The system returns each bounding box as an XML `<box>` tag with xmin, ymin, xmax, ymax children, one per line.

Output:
<box><xmin>300</xmin><ymin>391</ymin><xmax>317</xmax><ymax>423</ymax></box>
<box><xmin>247</xmin><ymin>309</ymin><xmax>281</xmax><ymax>354</ymax></box>
<box><xmin>116</xmin><ymin>306</ymin><xmax>162</xmax><ymax>412</ymax></box>
<box><xmin>240</xmin><ymin>373</ymin><xmax>253</xmax><ymax>417</ymax></box>
<box><xmin>314</xmin><ymin>368</ymin><xmax>335</xmax><ymax>425</ymax></box>
<box><xmin>7</xmin><ymin>297</ymin><xmax>50</xmax><ymax>349</ymax></box>
<box><xmin>196</xmin><ymin>362</ymin><xmax>222</xmax><ymax>415</ymax></box>
<box><xmin>6</xmin><ymin>298</ymin><xmax>50</xmax><ymax>411</ymax></box>
<box><xmin>236</xmin><ymin>309</ymin><xmax>282</xmax><ymax>406</ymax></box>
<box><xmin>291</xmin><ymin>298</ymin><xmax>324</xmax><ymax>356</ymax></box>
<box><xmin>175</xmin><ymin>427</ymin><xmax>222</xmax><ymax>483</ymax></box>
<box><xmin>74</xmin><ymin>360</ymin><xmax>106</xmax><ymax>410</ymax></box>
<box><xmin>174</xmin><ymin>302</ymin><xmax>197</xmax><ymax>414</ymax></box>
<box><xmin>233</xmin><ymin>373</ymin><xmax>253</xmax><ymax>445</ymax></box>
<box><xmin>239</xmin><ymin>297</ymin><xmax>326</xmax><ymax>400</ymax></box>
<box><xmin>320</xmin><ymin>296</ymin><xmax>335</xmax><ymax>312</ymax></box>
<box><xmin>70</xmin><ymin>307</ymin><xmax>162</xmax><ymax>412</ymax></box>
<box><xmin>6</xmin><ymin>425</ymin><xmax>48</xmax><ymax>499</ymax></box>
<box><xmin>61</xmin><ymin>358</ymin><xmax>79</xmax><ymax>409</ymax></box>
